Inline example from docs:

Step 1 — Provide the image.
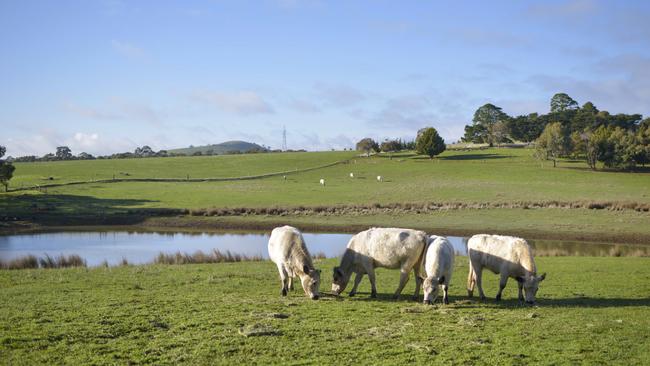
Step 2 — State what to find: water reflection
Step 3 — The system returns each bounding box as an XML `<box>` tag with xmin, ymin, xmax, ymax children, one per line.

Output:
<box><xmin>0</xmin><ymin>231</ymin><xmax>646</xmax><ymax>267</ymax></box>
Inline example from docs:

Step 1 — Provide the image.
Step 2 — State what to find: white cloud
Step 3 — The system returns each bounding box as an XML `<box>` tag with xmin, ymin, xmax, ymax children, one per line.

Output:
<box><xmin>191</xmin><ymin>90</ymin><xmax>274</xmax><ymax>115</ymax></box>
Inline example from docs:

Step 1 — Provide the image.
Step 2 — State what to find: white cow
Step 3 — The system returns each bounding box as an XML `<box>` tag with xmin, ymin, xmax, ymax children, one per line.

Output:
<box><xmin>332</xmin><ymin>228</ymin><xmax>427</xmax><ymax>300</ymax></box>
<box><xmin>319</xmin><ymin>178</ymin><xmax>325</xmax><ymax>186</ymax></box>
<box><xmin>422</xmin><ymin>235</ymin><xmax>454</xmax><ymax>305</ymax></box>
<box><xmin>268</xmin><ymin>226</ymin><xmax>321</xmax><ymax>300</ymax></box>
<box><xmin>467</xmin><ymin>234</ymin><xmax>546</xmax><ymax>304</ymax></box>
<box><xmin>376</xmin><ymin>175</ymin><xmax>383</xmax><ymax>182</ymax></box>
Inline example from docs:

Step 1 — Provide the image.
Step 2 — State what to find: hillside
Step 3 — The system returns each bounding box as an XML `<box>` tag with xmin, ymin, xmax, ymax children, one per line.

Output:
<box><xmin>168</xmin><ymin>140</ymin><xmax>267</xmax><ymax>155</ymax></box>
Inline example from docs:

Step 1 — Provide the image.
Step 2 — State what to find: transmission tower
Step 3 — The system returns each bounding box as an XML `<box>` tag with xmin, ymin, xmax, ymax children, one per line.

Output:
<box><xmin>282</xmin><ymin>125</ymin><xmax>287</xmax><ymax>151</ymax></box>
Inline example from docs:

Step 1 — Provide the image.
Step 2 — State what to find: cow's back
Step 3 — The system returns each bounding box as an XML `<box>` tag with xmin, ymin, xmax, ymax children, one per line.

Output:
<box><xmin>350</xmin><ymin>228</ymin><xmax>427</xmax><ymax>268</ymax></box>
<box><xmin>468</xmin><ymin>234</ymin><xmax>535</xmax><ymax>273</ymax></box>
<box><xmin>268</xmin><ymin>225</ymin><xmax>304</xmax><ymax>264</ymax></box>
<box><xmin>425</xmin><ymin>236</ymin><xmax>455</xmax><ymax>278</ymax></box>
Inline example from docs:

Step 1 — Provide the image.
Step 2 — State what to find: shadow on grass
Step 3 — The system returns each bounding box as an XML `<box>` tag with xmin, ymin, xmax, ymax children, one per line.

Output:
<box><xmin>564</xmin><ymin>166</ymin><xmax>650</xmax><ymax>174</ymax></box>
<box><xmin>439</xmin><ymin>153</ymin><xmax>508</xmax><ymax>161</ymax></box>
<box><xmin>0</xmin><ymin>194</ymin><xmax>173</xmax><ymax>226</ymax></box>
<box><xmin>342</xmin><ymin>292</ymin><xmax>650</xmax><ymax>308</ymax></box>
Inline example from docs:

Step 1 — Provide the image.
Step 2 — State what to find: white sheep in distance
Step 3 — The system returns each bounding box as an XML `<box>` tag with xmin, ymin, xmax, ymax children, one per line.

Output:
<box><xmin>377</xmin><ymin>175</ymin><xmax>383</xmax><ymax>182</ymax></box>
<box><xmin>349</xmin><ymin>173</ymin><xmax>354</xmax><ymax>178</ymax></box>
<box><xmin>319</xmin><ymin>178</ymin><xmax>325</xmax><ymax>186</ymax></box>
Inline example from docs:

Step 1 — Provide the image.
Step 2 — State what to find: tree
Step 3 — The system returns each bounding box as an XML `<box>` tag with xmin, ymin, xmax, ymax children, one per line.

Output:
<box><xmin>605</xmin><ymin>127</ymin><xmax>637</xmax><ymax>170</ymax></box>
<box><xmin>416</xmin><ymin>127</ymin><xmax>446</xmax><ymax>159</ymax></box>
<box><xmin>492</xmin><ymin>121</ymin><xmax>510</xmax><ymax>146</ymax></box>
<box><xmin>469</xmin><ymin>103</ymin><xmax>509</xmax><ymax>146</ymax></box>
<box><xmin>570</xmin><ymin>131</ymin><xmax>588</xmax><ymax>159</ymax></box>
<box><xmin>55</xmin><ymin>146</ymin><xmax>73</xmax><ymax>160</ymax></box>
<box><xmin>550</xmin><ymin>93</ymin><xmax>578</xmax><ymax>113</ymax></box>
<box><xmin>355</xmin><ymin>138</ymin><xmax>379</xmax><ymax>155</ymax></box>
<box><xmin>380</xmin><ymin>139</ymin><xmax>401</xmax><ymax>153</ymax></box>
<box><xmin>634</xmin><ymin>124</ymin><xmax>650</xmax><ymax>167</ymax></box>
<box><xmin>0</xmin><ymin>146</ymin><xmax>16</xmax><ymax>192</ymax></box>
<box><xmin>77</xmin><ymin>152</ymin><xmax>95</xmax><ymax>160</ymax></box>
<box><xmin>585</xmin><ymin>126</ymin><xmax>610</xmax><ymax>170</ymax></box>
<box><xmin>534</xmin><ymin>122</ymin><xmax>569</xmax><ymax>167</ymax></box>
<box><xmin>134</xmin><ymin>145</ymin><xmax>155</xmax><ymax>157</ymax></box>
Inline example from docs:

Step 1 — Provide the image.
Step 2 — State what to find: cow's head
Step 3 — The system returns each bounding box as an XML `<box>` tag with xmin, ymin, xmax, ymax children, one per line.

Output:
<box><xmin>331</xmin><ymin>266</ymin><xmax>351</xmax><ymax>295</ymax></box>
<box><xmin>422</xmin><ymin>276</ymin><xmax>445</xmax><ymax>305</ymax></box>
<box><xmin>300</xmin><ymin>265</ymin><xmax>321</xmax><ymax>300</ymax></box>
<box><xmin>516</xmin><ymin>272</ymin><xmax>546</xmax><ymax>304</ymax></box>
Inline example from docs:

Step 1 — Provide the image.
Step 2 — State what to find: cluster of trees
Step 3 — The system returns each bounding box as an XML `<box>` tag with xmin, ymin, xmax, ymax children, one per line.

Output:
<box><xmin>535</xmin><ymin>120</ymin><xmax>650</xmax><ymax>170</ymax></box>
<box><xmin>462</xmin><ymin>93</ymin><xmax>649</xmax><ymax>170</ymax></box>
<box><xmin>462</xmin><ymin>93</ymin><xmax>645</xmax><ymax>146</ymax></box>
<box><xmin>0</xmin><ymin>146</ymin><xmax>16</xmax><ymax>191</ymax></box>
<box><xmin>355</xmin><ymin>138</ymin><xmax>416</xmax><ymax>155</ymax></box>
<box><xmin>356</xmin><ymin>128</ymin><xmax>445</xmax><ymax>159</ymax></box>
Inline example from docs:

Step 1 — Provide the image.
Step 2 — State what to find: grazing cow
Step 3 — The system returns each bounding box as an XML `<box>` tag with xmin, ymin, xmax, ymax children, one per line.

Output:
<box><xmin>467</xmin><ymin>234</ymin><xmax>546</xmax><ymax>304</ymax></box>
<box><xmin>349</xmin><ymin>173</ymin><xmax>354</xmax><ymax>178</ymax></box>
<box><xmin>319</xmin><ymin>178</ymin><xmax>325</xmax><ymax>186</ymax></box>
<box><xmin>376</xmin><ymin>175</ymin><xmax>383</xmax><ymax>182</ymax></box>
<box><xmin>268</xmin><ymin>226</ymin><xmax>321</xmax><ymax>300</ymax></box>
<box><xmin>422</xmin><ymin>235</ymin><xmax>454</xmax><ymax>305</ymax></box>
<box><xmin>332</xmin><ymin>228</ymin><xmax>427</xmax><ymax>300</ymax></box>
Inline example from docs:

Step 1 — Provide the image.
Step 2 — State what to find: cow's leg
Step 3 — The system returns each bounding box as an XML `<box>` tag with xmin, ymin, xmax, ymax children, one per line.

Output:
<box><xmin>393</xmin><ymin>270</ymin><xmax>410</xmax><ymax>300</ymax></box>
<box><xmin>443</xmin><ymin>284</ymin><xmax>450</xmax><ymax>305</ymax></box>
<box><xmin>287</xmin><ymin>276</ymin><xmax>294</xmax><ymax>291</ymax></box>
<box><xmin>467</xmin><ymin>261</ymin><xmax>476</xmax><ymax>297</ymax></box>
<box><xmin>349</xmin><ymin>272</ymin><xmax>364</xmax><ymax>297</ymax></box>
<box><xmin>412</xmin><ymin>267</ymin><xmax>423</xmax><ymax>301</ymax></box>
<box><xmin>277</xmin><ymin>264</ymin><xmax>289</xmax><ymax>296</ymax></box>
<box><xmin>518</xmin><ymin>281</ymin><xmax>524</xmax><ymax>302</ymax></box>
<box><xmin>474</xmin><ymin>266</ymin><xmax>486</xmax><ymax>300</ymax></box>
<box><xmin>366</xmin><ymin>267</ymin><xmax>378</xmax><ymax>298</ymax></box>
<box><xmin>496</xmin><ymin>272</ymin><xmax>508</xmax><ymax>301</ymax></box>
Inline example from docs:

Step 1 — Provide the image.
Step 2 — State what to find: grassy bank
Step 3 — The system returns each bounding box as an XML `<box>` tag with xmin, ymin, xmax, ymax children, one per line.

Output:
<box><xmin>1</xmin><ymin>257</ymin><xmax>649</xmax><ymax>364</ymax></box>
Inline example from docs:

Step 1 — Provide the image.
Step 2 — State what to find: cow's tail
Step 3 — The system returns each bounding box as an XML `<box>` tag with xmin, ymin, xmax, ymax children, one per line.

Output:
<box><xmin>467</xmin><ymin>256</ymin><xmax>476</xmax><ymax>297</ymax></box>
<box><xmin>415</xmin><ymin>235</ymin><xmax>429</xmax><ymax>280</ymax></box>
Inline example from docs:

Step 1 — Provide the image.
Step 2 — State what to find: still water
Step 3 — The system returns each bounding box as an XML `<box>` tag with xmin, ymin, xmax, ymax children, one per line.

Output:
<box><xmin>0</xmin><ymin>230</ymin><xmax>647</xmax><ymax>266</ymax></box>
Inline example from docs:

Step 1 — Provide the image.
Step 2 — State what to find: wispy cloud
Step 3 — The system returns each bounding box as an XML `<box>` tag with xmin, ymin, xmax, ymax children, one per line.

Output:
<box><xmin>111</xmin><ymin>40</ymin><xmax>148</xmax><ymax>61</ymax></box>
<box><xmin>526</xmin><ymin>0</ymin><xmax>598</xmax><ymax>18</ymax></box>
<box><xmin>191</xmin><ymin>90</ymin><xmax>274</xmax><ymax>115</ymax></box>
<box><xmin>287</xmin><ymin>98</ymin><xmax>321</xmax><ymax>113</ymax></box>
<box><xmin>64</xmin><ymin>100</ymin><xmax>164</xmax><ymax>126</ymax></box>
<box><xmin>313</xmin><ymin>83</ymin><xmax>366</xmax><ymax>108</ymax></box>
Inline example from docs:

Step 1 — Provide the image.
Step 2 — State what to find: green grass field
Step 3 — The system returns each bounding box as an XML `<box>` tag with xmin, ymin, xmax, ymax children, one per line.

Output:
<box><xmin>2</xmin><ymin>148</ymin><xmax>649</xmax><ymax>241</ymax></box>
<box><xmin>8</xmin><ymin>149</ymin><xmax>650</xmax><ymax>206</ymax></box>
<box><xmin>1</xmin><ymin>257</ymin><xmax>649</xmax><ymax>364</ymax></box>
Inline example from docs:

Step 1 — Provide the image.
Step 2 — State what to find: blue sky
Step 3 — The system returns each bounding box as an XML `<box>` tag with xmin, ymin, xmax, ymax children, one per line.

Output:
<box><xmin>2</xmin><ymin>0</ymin><xmax>650</xmax><ymax>156</ymax></box>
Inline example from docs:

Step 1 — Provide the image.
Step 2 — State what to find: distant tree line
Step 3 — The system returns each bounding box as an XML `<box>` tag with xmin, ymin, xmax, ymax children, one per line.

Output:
<box><xmin>356</xmin><ymin>127</ymin><xmax>445</xmax><ymax>159</ymax></box>
<box><xmin>9</xmin><ymin>145</ymin><xmax>307</xmax><ymax>163</ymax></box>
<box><xmin>462</xmin><ymin>93</ymin><xmax>650</xmax><ymax>170</ymax></box>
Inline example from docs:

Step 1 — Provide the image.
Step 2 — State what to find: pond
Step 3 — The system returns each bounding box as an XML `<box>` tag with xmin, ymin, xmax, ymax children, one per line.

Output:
<box><xmin>0</xmin><ymin>230</ymin><xmax>647</xmax><ymax>266</ymax></box>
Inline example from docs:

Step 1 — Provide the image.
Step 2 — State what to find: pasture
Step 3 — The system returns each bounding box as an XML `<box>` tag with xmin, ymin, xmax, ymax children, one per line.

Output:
<box><xmin>1</xmin><ymin>256</ymin><xmax>649</xmax><ymax>364</ymax></box>
<box><xmin>2</xmin><ymin>148</ymin><xmax>649</xmax><ymax>241</ymax></box>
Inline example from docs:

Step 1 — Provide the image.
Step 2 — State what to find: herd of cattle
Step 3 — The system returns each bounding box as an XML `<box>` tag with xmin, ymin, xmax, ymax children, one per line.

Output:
<box><xmin>268</xmin><ymin>226</ymin><xmax>546</xmax><ymax>305</ymax></box>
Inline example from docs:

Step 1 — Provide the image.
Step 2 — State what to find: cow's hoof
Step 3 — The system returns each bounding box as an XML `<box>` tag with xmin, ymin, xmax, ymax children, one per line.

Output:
<box><xmin>370</xmin><ymin>292</ymin><xmax>377</xmax><ymax>299</ymax></box>
<box><xmin>281</xmin><ymin>289</ymin><xmax>287</xmax><ymax>296</ymax></box>
<box><xmin>467</xmin><ymin>291</ymin><xmax>473</xmax><ymax>298</ymax></box>
<box><xmin>444</xmin><ymin>298</ymin><xmax>449</xmax><ymax>305</ymax></box>
<box><xmin>495</xmin><ymin>295</ymin><xmax>501</xmax><ymax>302</ymax></box>
<box><xmin>391</xmin><ymin>295</ymin><xmax>400</xmax><ymax>300</ymax></box>
<box><xmin>348</xmin><ymin>292</ymin><xmax>356</xmax><ymax>297</ymax></box>
<box><xmin>480</xmin><ymin>296</ymin><xmax>487</xmax><ymax>301</ymax></box>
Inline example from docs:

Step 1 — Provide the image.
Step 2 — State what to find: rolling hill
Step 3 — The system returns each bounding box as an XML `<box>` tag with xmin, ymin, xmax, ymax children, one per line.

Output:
<box><xmin>168</xmin><ymin>140</ymin><xmax>267</xmax><ymax>155</ymax></box>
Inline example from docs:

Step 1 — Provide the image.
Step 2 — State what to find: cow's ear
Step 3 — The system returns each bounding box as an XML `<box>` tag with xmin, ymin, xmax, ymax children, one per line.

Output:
<box><xmin>515</xmin><ymin>276</ymin><xmax>525</xmax><ymax>283</ymax></box>
<box><xmin>539</xmin><ymin>273</ymin><xmax>546</xmax><ymax>281</ymax></box>
<box><xmin>303</xmin><ymin>264</ymin><xmax>310</xmax><ymax>274</ymax></box>
<box><xmin>438</xmin><ymin>276</ymin><xmax>446</xmax><ymax>284</ymax></box>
